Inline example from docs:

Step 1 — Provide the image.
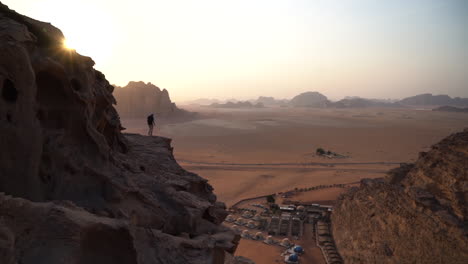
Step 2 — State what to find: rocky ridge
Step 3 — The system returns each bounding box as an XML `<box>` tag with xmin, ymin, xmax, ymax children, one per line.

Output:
<box><xmin>332</xmin><ymin>129</ymin><xmax>468</xmax><ymax>263</ymax></box>
<box><xmin>0</xmin><ymin>3</ymin><xmax>238</xmax><ymax>264</ymax></box>
<box><xmin>400</xmin><ymin>93</ymin><xmax>468</xmax><ymax>107</ymax></box>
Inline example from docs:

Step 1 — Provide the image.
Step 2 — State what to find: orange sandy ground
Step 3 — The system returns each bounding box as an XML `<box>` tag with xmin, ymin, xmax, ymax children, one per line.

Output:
<box><xmin>121</xmin><ymin>106</ymin><xmax>468</xmax><ymax>264</ymax></box>
<box><xmin>280</xmin><ymin>187</ymin><xmax>355</xmax><ymax>205</ymax></box>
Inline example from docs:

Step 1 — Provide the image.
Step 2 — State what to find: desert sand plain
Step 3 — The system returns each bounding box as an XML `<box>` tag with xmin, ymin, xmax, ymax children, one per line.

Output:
<box><xmin>121</xmin><ymin>105</ymin><xmax>468</xmax><ymax>263</ymax></box>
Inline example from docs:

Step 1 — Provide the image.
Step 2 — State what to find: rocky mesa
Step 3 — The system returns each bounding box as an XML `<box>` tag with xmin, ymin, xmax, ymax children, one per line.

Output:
<box><xmin>114</xmin><ymin>81</ymin><xmax>193</xmax><ymax>119</ymax></box>
<box><xmin>332</xmin><ymin>129</ymin><xmax>468</xmax><ymax>263</ymax></box>
<box><xmin>0</xmin><ymin>3</ymin><xmax>238</xmax><ymax>264</ymax></box>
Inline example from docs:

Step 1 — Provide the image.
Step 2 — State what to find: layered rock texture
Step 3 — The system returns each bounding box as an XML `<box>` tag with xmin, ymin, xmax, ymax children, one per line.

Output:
<box><xmin>114</xmin><ymin>81</ymin><xmax>192</xmax><ymax>119</ymax></box>
<box><xmin>0</xmin><ymin>3</ymin><xmax>237</xmax><ymax>264</ymax></box>
<box><xmin>332</xmin><ymin>129</ymin><xmax>468</xmax><ymax>264</ymax></box>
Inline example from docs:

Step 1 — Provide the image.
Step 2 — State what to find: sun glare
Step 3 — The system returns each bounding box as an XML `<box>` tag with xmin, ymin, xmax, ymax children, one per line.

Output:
<box><xmin>62</xmin><ymin>38</ymin><xmax>74</xmax><ymax>50</ymax></box>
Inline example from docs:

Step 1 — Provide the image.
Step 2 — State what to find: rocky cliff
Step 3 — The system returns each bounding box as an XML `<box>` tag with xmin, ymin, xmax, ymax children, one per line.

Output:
<box><xmin>114</xmin><ymin>81</ymin><xmax>192</xmax><ymax>119</ymax></box>
<box><xmin>332</xmin><ymin>129</ymin><xmax>468</xmax><ymax>263</ymax></box>
<box><xmin>0</xmin><ymin>3</ymin><xmax>238</xmax><ymax>264</ymax></box>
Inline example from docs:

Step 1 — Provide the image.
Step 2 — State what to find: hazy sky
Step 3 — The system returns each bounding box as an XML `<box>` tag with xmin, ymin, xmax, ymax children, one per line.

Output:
<box><xmin>4</xmin><ymin>0</ymin><xmax>468</xmax><ymax>101</ymax></box>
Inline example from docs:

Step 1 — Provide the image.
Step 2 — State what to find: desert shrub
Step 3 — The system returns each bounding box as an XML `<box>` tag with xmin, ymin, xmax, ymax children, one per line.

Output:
<box><xmin>316</xmin><ymin>148</ymin><xmax>325</xmax><ymax>155</ymax></box>
<box><xmin>266</xmin><ymin>195</ymin><xmax>275</xmax><ymax>204</ymax></box>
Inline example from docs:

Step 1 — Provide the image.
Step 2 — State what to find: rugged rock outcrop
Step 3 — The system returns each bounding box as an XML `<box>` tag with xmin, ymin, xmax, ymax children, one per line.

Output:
<box><xmin>332</xmin><ymin>129</ymin><xmax>468</xmax><ymax>263</ymax></box>
<box><xmin>289</xmin><ymin>91</ymin><xmax>329</xmax><ymax>107</ymax></box>
<box><xmin>0</xmin><ymin>3</ymin><xmax>238</xmax><ymax>264</ymax></box>
<box><xmin>399</xmin><ymin>93</ymin><xmax>468</xmax><ymax>107</ymax></box>
<box><xmin>114</xmin><ymin>81</ymin><xmax>192</xmax><ymax>119</ymax></box>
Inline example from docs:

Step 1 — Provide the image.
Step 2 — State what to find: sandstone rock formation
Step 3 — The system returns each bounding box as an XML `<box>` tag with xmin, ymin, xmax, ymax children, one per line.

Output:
<box><xmin>332</xmin><ymin>129</ymin><xmax>468</xmax><ymax>264</ymax></box>
<box><xmin>289</xmin><ymin>91</ymin><xmax>329</xmax><ymax>107</ymax></box>
<box><xmin>114</xmin><ymin>81</ymin><xmax>192</xmax><ymax>119</ymax></box>
<box><xmin>330</xmin><ymin>97</ymin><xmax>402</xmax><ymax>108</ymax></box>
<box><xmin>399</xmin><ymin>93</ymin><xmax>468</xmax><ymax>107</ymax></box>
<box><xmin>0</xmin><ymin>3</ymin><xmax>238</xmax><ymax>263</ymax></box>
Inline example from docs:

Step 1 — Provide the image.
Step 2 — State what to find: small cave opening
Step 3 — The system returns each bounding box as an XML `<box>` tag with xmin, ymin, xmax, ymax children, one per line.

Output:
<box><xmin>2</xmin><ymin>79</ymin><xmax>18</xmax><ymax>103</ymax></box>
<box><xmin>35</xmin><ymin>71</ymin><xmax>68</xmax><ymax>129</ymax></box>
<box><xmin>71</xmin><ymin>78</ymin><xmax>82</xmax><ymax>91</ymax></box>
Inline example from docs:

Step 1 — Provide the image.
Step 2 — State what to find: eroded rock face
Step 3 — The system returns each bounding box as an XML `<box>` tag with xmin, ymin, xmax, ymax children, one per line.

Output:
<box><xmin>0</xmin><ymin>3</ymin><xmax>237</xmax><ymax>264</ymax></box>
<box><xmin>332</xmin><ymin>129</ymin><xmax>468</xmax><ymax>264</ymax></box>
<box><xmin>114</xmin><ymin>81</ymin><xmax>191</xmax><ymax>119</ymax></box>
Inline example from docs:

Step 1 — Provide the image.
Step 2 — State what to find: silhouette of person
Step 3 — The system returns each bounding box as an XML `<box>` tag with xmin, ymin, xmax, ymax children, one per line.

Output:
<box><xmin>147</xmin><ymin>114</ymin><xmax>155</xmax><ymax>136</ymax></box>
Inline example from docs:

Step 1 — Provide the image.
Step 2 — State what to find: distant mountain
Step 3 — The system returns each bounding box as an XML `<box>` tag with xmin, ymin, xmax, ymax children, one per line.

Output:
<box><xmin>255</xmin><ymin>96</ymin><xmax>289</xmax><ymax>106</ymax></box>
<box><xmin>113</xmin><ymin>81</ymin><xmax>192</xmax><ymax>118</ymax></box>
<box><xmin>289</xmin><ymin>91</ymin><xmax>329</xmax><ymax>107</ymax></box>
<box><xmin>288</xmin><ymin>91</ymin><xmax>468</xmax><ymax>109</ymax></box>
<box><xmin>331</xmin><ymin>97</ymin><xmax>403</xmax><ymax>108</ymax></box>
<box><xmin>209</xmin><ymin>101</ymin><xmax>264</xmax><ymax>108</ymax></box>
<box><xmin>399</xmin><ymin>93</ymin><xmax>468</xmax><ymax>107</ymax></box>
<box><xmin>344</xmin><ymin>96</ymin><xmax>399</xmax><ymax>104</ymax></box>
<box><xmin>183</xmin><ymin>98</ymin><xmax>221</xmax><ymax>105</ymax></box>
<box><xmin>433</xmin><ymin>106</ymin><xmax>468</xmax><ymax>113</ymax></box>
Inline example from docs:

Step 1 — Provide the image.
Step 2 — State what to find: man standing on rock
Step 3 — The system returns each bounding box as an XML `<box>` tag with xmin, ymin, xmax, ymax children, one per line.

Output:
<box><xmin>147</xmin><ymin>114</ymin><xmax>155</xmax><ymax>136</ymax></box>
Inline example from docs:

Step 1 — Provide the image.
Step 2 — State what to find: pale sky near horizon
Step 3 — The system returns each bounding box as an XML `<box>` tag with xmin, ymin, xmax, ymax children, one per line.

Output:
<box><xmin>4</xmin><ymin>0</ymin><xmax>468</xmax><ymax>102</ymax></box>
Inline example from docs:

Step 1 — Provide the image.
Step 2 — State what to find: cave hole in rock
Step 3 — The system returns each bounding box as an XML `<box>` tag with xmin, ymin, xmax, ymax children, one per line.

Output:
<box><xmin>71</xmin><ymin>78</ymin><xmax>82</xmax><ymax>91</ymax></box>
<box><xmin>2</xmin><ymin>79</ymin><xmax>18</xmax><ymax>102</ymax></box>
